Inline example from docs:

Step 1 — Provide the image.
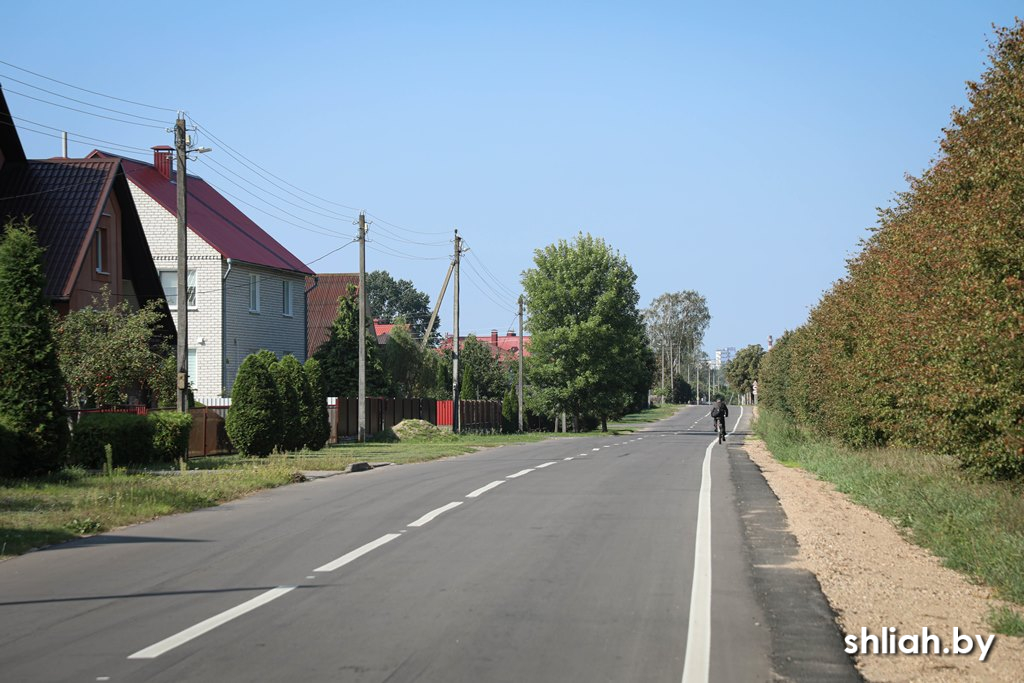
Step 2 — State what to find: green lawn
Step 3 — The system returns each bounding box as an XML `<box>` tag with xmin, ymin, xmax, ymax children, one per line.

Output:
<box><xmin>1</xmin><ymin>405</ymin><xmax>677</xmax><ymax>559</ymax></box>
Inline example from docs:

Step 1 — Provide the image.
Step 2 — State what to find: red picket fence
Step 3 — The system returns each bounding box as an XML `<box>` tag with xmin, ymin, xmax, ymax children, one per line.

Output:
<box><xmin>435</xmin><ymin>399</ymin><xmax>502</xmax><ymax>432</ymax></box>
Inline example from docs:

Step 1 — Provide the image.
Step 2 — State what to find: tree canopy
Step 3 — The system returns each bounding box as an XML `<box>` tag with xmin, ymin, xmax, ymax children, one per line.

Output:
<box><xmin>522</xmin><ymin>232</ymin><xmax>650</xmax><ymax>429</ymax></box>
<box><xmin>365</xmin><ymin>270</ymin><xmax>438</xmax><ymax>345</ymax></box>
<box><xmin>723</xmin><ymin>344</ymin><xmax>764</xmax><ymax>401</ymax></box>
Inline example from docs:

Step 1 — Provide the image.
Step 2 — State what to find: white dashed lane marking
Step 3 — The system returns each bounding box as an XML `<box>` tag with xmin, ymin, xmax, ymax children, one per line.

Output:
<box><xmin>467</xmin><ymin>481</ymin><xmax>505</xmax><ymax>498</ymax></box>
<box><xmin>507</xmin><ymin>469</ymin><xmax>534</xmax><ymax>479</ymax></box>
<box><xmin>408</xmin><ymin>502</ymin><xmax>463</xmax><ymax>528</ymax></box>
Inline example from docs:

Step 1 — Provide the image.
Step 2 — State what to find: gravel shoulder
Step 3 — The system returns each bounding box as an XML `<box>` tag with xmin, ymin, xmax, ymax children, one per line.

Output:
<box><xmin>740</xmin><ymin>436</ymin><xmax>1024</xmax><ymax>682</ymax></box>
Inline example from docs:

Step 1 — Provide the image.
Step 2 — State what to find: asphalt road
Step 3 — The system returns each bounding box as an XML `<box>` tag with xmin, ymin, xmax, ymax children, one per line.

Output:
<box><xmin>0</xmin><ymin>405</ymin><xmax>859</xmax><ymax>682</ymax></box>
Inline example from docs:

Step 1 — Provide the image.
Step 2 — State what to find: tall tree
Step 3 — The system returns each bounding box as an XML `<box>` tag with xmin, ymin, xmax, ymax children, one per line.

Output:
<box><xmin>0</xmin><ymin>219</ymin><xmax>68</xmax><ymax>475</ymax></box>
<box><xmin>458</xmin><ymin>334</ymin><xmax>509</xmax><ymax>400</ymax></box>
<box><xmin>723</xmin><ymin>344</ymin><xmax>765</xmax><ymax>401</ymax></box>
<box><xmin>523</xmin><ymin>233</ymin><xmax>649</xmax><ymax>430</ymax></box>
<box><xmin>365</xmin><ymin>270</ymin><xmax>438</xmax><ymax>345</ymax></box>
<box><xmin>314</xmin><ymin>285</ymin><xmax>389</xmax><ymax>397</ymax></box>
<box><xmin>644</xmin><ymin>291</ymin><xmax>710</xmax><ymax>390</ymax></box>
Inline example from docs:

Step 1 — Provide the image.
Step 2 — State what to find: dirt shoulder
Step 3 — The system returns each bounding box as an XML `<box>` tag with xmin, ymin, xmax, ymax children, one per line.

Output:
<box><xmin>740</xmin><ymin>436</ymin><xmax>1023</xmax><ymax>682</ymax></box>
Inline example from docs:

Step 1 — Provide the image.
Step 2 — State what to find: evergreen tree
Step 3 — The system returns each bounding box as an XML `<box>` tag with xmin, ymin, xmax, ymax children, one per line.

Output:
<box><xmin>302</xmin><ymin>357</ymin><xmax>330</xmax><ymax>450</ymax></box>
<box><xmin>0</xmin><ymin>220</ymin><xmax>68</xmax><ymax>476</ymax></box>
<box><xmin>314</xmin><ymin>285</ymin><xmax>389</xmax><ymax>397</ymax></box>
<box><xmin>270</xmin><ymin>354</ymin><xmax>305</xmax><ymax>452</ymax></box>
<box><xmin>225</xmin><ymin>350</ymin><xmax>280</xmax><ymax>456</ymax></box>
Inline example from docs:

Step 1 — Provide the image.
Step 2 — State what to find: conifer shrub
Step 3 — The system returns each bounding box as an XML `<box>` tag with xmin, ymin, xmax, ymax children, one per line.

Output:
<box><xmin>0</xmin><ymin>414</ymin><xmax>31</xmax><ymax>478</ymax></box>
<box><xmin>271</xmin><ymin>354</ymin><xmax>305</xmax><ymax>452</ymax></box>
<box><xmin>0</xmin><ymin>220</ymin><xmax>68</xmax><ymax>475</ymax></box>
<box><xmin>68</xmin><ymin>413</ymin><xmax>154</xmax><ymax>467</ymax></box>
<box><xmin>148</xmin><ymin>411</ymin><xmax>193</xmax><ymax>461</ymax></box>
<box><xmin>225</xmin><ymin>350</ymin><xmax>280</xmax><ymax>456</ymax></box>
<box><xmin>302</xmin><ymin>357</ymin><xmax>330</xmax><ymax>450</ymax></box>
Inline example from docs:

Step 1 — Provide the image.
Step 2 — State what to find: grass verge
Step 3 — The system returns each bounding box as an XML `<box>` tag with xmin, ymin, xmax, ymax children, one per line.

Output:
<box><xmin>755</xmin><ymin>408</ymin><xmax>1024</xmax><ymax>633</ymax></box>
<box><xmin>2</xmin><ymin>405</ymin><xmax>675</xmax><ymax>560</ymax></box>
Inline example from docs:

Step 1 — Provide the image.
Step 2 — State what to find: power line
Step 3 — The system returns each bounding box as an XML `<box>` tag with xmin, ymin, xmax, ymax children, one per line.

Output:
<box><xmin>0</xmin><ymin>73</ymin><xmax>168</xmax><ymax>124</ymax></box>
<box><xmin>464</xmin><ymin>250</ymin><xmax>519</xmax><ymax>299</ymax></box>
<box><xmin>0</xmin><ymin>59</ymin><xmax>177</xmax><ymax>112</ymax></box>
<box><xmin>3</xmin><ymin>87</ymin><xmax>167</xmax><ymax>129</ymax></box>
<box><xmin>6</xmin><ymin>118</ymin><xmax>153</xmax><ymax>156</ymax></box>
<box><xmin>366</xmin><ymin>211</ymin><xmax>452</xmax><ymax>237</ymax></box>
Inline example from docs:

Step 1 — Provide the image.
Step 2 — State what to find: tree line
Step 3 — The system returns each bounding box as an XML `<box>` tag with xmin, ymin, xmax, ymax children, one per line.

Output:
<box><xmin>759</xmin><ymin>20</ymin><xmax>1024</xmax><ymax>479</ymax></box>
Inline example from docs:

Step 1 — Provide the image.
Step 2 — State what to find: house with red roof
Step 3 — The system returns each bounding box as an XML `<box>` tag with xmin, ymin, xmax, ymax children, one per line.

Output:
<box><xmin>0</xmin><ymin>85</ymin><xmax>173</xmax><ymax>334</ymax></box>
<box><xmin>439</xmin><ymin>329</ymin><xmax>530</xmax><ymax>360</ymax></box>
<box><xmin>89</xmin><ymin>147</ymin><xmax>313</xmax><ymax>398</ymax></box>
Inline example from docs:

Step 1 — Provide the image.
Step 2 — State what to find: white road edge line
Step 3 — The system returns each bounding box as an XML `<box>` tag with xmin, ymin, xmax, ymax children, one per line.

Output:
<box><xmin>467</xmin><ymin>481</ymin><xmax>505</xmax><ymax>498</ymax></box>
<box><xmin>536</xmin><ymin>461</ymin><xmax>557</xmax><ymax>468</ymax></box>
<box><xmin>681</xmin><ymin>404</ymin><xmax>744</xmax><ymax>683</ymax></box>
<box><xmin>408</xmin><ymin>501</ymin><xmax>463</xmax><ymax>527</ymax></box>
<box><xmin>315</xmin><ymin>533</ymin><xmax>402</xmax><ymax>572</ymax></box>
<box><xmin>507</xmin><ymin>468</ymin><xmax>534</xmax><ymax>479</ymax></box>
<box><xmin>128</xmin><ymin>586</ymin><xmax>297</xmax><ymax>659</ymax></box>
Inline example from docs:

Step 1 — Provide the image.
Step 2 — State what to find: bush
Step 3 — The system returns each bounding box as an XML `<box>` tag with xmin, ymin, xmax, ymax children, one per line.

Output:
<box><xmin>68</xmin><ymin>413</ymin><xmax>155</xmax><ymax>468</ymax></box>
<box><xmin>302</xmin><ymin>357</ymin><xmax>330</xmax><ymax>450</ymax></box>
<box><xmin>149</xmin><ymin>411</ymin><xmax>193</xmax><ymax>462</ymax></box>
<box><xmin>226</xmin><ymin>350</ymin><xmax>281</xmax><ymax>456</ymax></box>
<box><xmin>271</xmin><ymin>355</ymin><xmax>305</xmax><ymax>452</ymax></box>
<box><xmin>0</xmin><ymin>414</ymin><xmax>31</xmax><ymax>478</ymax></box>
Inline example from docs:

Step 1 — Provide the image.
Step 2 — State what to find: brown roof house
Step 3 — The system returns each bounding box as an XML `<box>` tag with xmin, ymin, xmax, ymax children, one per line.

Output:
<box><xmin>0</xmin><ymin>85</ymin><xmax>173</xmax><ymax>333</ymax></box>
<box><xmin>306</xmin><ymin>273</ymin><xmax>402</xmax><ymax>357</ymax></box>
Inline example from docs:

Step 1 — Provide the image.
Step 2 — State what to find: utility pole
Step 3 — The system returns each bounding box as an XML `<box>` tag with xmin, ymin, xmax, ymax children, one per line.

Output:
<box><xmin>452</xmin><ymin>229</ymin><xmax>462</xmax><ymax>434</ymax></box>
<box><xmin>517</xmin><ymin>295</ymin><xmax>524</xmax><ymax>432</ymax></box>
<box><xmin>175</xmin><ymin>116</ymin><xmax>189</xmax><ymax>413</ymax></box>
<box><xmin>357</xmin><ymin>211</ymin><xmax>368</xmax><ymax>443</ymax></box>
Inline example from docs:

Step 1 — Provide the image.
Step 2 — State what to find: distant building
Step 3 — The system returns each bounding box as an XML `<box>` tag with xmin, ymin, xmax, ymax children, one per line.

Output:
<box><xmin>439</xmin><ymin>329</ymin><xmax>531</xmax><ymax>360</ymax></box>
<box><xmin>714</xmin><ymin>347</ymin><xmax>736</xmax><ymax>369</ymax></box>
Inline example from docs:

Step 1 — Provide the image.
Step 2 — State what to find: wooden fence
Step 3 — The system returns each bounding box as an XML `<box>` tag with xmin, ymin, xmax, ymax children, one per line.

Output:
<box><xmin>434</xmin><ymin>399</ymin><xmax>503</xmax><ymax>432</ymax></box>
<box><xmin>329</xmin><ymin>397</ymin><xmax>439</xmax><ymax>441</ymax></box>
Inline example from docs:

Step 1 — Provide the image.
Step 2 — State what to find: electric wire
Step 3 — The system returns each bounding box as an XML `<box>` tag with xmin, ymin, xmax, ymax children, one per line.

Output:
<box><xmin>4</xmin><ymin>116</ymin><xmax>154</xmax><ymax>154</ymax></box>
<box><xmin>464</xmin><ymin>250</ymin><xmax>520</xmax><ymax>299</ymax></box>
<box><xmin>0</xmin><ymin>58</ymin><xmax>177</xmax><ymax>112</ymax></box>
<box><xmin>0</xmin><ymin>73</ymin><xmax>168</xmax><ymax>124</ymax></box>
<box><xmin>3</xmin><ymin>87</ymin><xmax>167</xmax><ymax>129</ymax></box>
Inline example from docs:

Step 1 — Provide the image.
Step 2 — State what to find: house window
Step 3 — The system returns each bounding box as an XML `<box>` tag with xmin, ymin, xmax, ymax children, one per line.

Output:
<box><xmin>282</xmin><ymin>280</ymin><xmax>293</xmax><ymax>317</ymax></box>
<box><xmin>95</xmin><ymin>227</ymin><xmax>108</xmax><ymax>274</ymax></box>
<box><xmin>160</xmin><ymin>270</ymin><xmax>197</xmax><ymax>309</ymax></box>
<box><xmin>249</xmin><ymin>274</ymin><xmax>261</xmax><ymax>313</ymax></box>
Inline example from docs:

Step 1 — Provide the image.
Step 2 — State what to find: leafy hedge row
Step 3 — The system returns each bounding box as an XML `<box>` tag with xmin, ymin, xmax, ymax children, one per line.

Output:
<box><xmin>68</xmin><ymin>411</ymin><xmax>192</xmax><ymax>468</ymax></box>
<box><xmin>759</xmin><ymin>22</ymin><xmax>1024</xmax><ymax>479</ymax></box>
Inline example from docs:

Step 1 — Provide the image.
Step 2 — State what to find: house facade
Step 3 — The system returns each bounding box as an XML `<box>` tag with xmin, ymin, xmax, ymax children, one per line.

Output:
<box><xmin>90</xmin><ymin>148</ymin><xmax>313</xmax><ymax>399</ymax></box>
<box><xmin>0</xmin><ymin>85</ymin><xmax>172</xmax><ymax>333</ymax></box>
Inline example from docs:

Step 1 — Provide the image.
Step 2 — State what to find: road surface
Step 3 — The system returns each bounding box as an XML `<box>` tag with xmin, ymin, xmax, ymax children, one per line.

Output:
<box><xmin>0</xmin><ymin>405</ymin><xmax>858</xmax><ymax>681</ymax></box>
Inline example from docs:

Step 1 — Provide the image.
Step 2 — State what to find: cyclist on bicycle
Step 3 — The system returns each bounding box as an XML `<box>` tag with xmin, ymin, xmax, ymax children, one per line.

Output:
<box><xmin>711</xmin><ymin>398</ymin><xmax>728</xmax><ymax>438</ymax></box>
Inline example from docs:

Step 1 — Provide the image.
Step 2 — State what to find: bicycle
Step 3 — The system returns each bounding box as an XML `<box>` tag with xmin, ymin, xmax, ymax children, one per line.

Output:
<box><xmin>714</xmin><ymin>416</ymin><xmax>726</xmax><ymax>444</ymax></box>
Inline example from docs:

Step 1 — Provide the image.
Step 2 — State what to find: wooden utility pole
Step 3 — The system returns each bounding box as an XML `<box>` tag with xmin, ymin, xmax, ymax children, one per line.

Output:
<box><xmin>421</xmin><ymin>260</ymin><xmax>454</xmax><ymax>350</ymax></box>
<box><xmin>357</xmin><ymin>211</ymin><xmax>367</xmax><ymax>442</ymax></box>
<box><xmin>452</xmin><ymin>230</ymin><xmax>463</xmax><ymax>433</ymax></box>
<box><xmin>174</xmin><ymin>116</ymin><xmax>189</xmax><ymax>413</ymax></box>
<box><xmin>517</xmin><ymin>295</ymin><xmax>524</xmax><ymax>432</ymax></box>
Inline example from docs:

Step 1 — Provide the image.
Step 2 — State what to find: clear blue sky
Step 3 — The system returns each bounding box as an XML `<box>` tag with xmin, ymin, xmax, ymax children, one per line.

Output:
<box><xmin>3</xmin><ymin>1</ymin><xmax>1020</xmax><ymax>354</ymax></box>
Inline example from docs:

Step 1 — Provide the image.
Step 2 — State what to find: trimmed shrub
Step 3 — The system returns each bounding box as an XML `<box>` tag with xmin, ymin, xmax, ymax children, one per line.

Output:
<box><xmin>68</xmin><ymin>413</ymin><xmax>155</xmax><ymax>468</ymax></box>
<box><xmin>225</xmin><ymin>350</ymin><xmax>280</xmax><ymax>456</ymax></box>
<box><xmin>149</xmin><ymin>411</ymin><xmax>193</xmax><ymax>462</ymax></box>
<box><xmin>271</xmin><ymin>355</ymin><xmax>305</xmax><ymax>452</ymax></box>
<box><xmin>302</xmin><ymin>357</ymin><xmax>330</xmax><ymax>450</ymax></box>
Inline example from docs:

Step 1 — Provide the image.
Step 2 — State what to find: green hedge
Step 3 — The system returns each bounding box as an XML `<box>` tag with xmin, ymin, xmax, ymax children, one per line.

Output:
<box><xmin>0</xmin><ymin>414</ymin><xmax>31</xmax><ymax>478</ymax></box>
<box><xmin>759</xmin><ymin>22</ymin><xmax>1024</xmax><ymax>479</ymax></box>
<box><xmin>69</xmin><ymin>413</ymin><xmax>155</xmax><ymax>468</ymax></box>
<box><xmin>149</xmin><ymin>411</ymin><xmax>192</xmax><ymax>461</ymax></box>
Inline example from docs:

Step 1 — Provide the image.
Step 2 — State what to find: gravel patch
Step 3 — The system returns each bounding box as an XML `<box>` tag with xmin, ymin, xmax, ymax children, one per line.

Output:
<box><xmin>741</xmin><ymin>437</ymin><xmax>1023</xmax><ymax>681</ymax></box>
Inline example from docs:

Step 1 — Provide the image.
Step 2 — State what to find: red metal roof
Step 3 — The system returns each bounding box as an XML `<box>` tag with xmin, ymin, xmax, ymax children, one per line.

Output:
<box><xmin>89</xmin><ymin>150</ymin><xmax>313</xmax><ymax>276</ymax></box>
<box><xmin>438</xmin><ymin>331</ymin><xmax>530</xmax><ymax>358</ymax></box>
<box><xmin>306</xmin><ymin>273</ymin><xmax>359</xmax><ymax>358</ymax></box>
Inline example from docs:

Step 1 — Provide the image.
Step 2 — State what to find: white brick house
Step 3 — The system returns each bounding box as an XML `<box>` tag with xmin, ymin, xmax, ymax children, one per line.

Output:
<box><xmin>90</xmin><ymin>148</ymin><xmax>313</xmax><ymax>398</ymax></box>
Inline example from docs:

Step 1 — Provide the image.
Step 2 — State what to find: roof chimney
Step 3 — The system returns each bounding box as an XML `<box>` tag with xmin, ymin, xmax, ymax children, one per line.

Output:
<box><xmin>152</xmin><ymin>145</ymin><xmax>173</xmax><ymax>180</ymax></box>
<box><xmin>491</xmin><ymin>329</ymin><xmax>498</xmax><ymax>346</ymax></box>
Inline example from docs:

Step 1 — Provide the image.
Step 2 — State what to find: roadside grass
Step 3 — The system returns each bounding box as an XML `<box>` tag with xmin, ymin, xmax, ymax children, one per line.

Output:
<box><xmin>607</xmin><ymin>403</ymin><xmax>681</xmax><ymax>433</ymax></box>
<box><xmin>755</xmin><ymin>409</ymin><xmax>1024</xmax><ymax>633</ymax></box>
<box><xmin>1</xmin><ymin>404</ymin><xmax>678</xmax><ymax>560</ymax></box>
<box><xmin>987</xmin><ymin>606</ymin><xmax>1024</xmax><ymax>636</ymax></box>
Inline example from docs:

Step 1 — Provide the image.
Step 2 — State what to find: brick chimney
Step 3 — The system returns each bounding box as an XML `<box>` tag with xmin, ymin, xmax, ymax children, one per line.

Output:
<box><xmin>491</xmin><ymin>329</ymin><xmax>498</xmax><ymax>346</ymax></box>
<box><xmin>152</xmin><ymin>145</ymin><xmax>174</xmax><ymax>179</ymax></box>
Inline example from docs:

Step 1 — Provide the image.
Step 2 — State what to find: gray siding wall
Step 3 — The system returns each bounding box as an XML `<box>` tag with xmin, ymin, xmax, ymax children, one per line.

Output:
<box><xmin>222</xmin><ymin>262</ymin><xmax>307</xmax><ymax>395</ymax></box>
